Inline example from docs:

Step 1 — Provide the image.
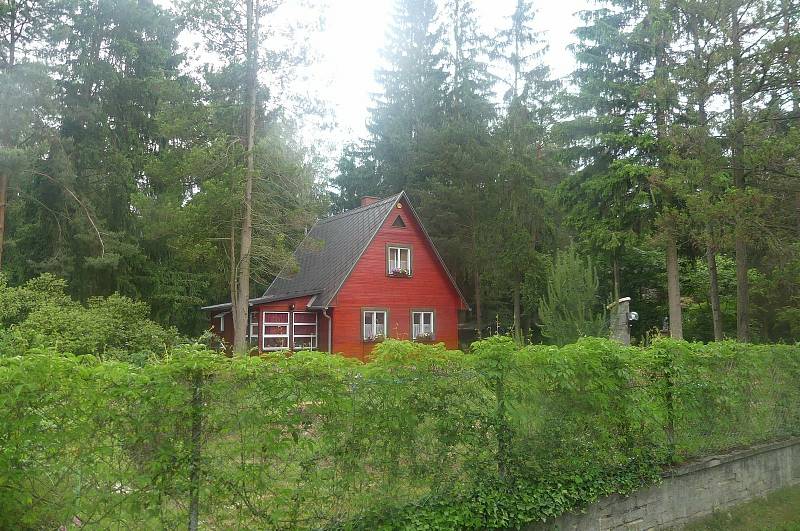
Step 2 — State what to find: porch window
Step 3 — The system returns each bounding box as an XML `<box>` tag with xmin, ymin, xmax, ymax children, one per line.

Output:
<box><xmin>292</xmin><ymin>312</ymin><xmax>317</xmax><ymax>350</ymax></box>
<box><xmin>248</xmin><ymin>311</ymin><xmax>259</xmax><ymax>345</ymax></box>
<box><xmin>363</xmin><ymin>310</ymin><xmax>387</xmax><ymax>341</ymax></box>
<box><xmin>412</xmin><ymin>311</ymin><xmax>434</xmax><ymax>340</ymax></box>
<box><xmin>263</xmin><ymin>311</ymin><xmax>289</xmax><ymax>351</ymax></box>
<box><xmin>388</xmin><ymin>246</ymin><xmax>411</xmax><ymax>276</ymax></box>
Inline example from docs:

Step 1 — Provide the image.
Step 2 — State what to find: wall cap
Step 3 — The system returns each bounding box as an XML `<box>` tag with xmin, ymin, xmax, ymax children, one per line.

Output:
<box><xmin>662</xmin><ymin>437</ymin><xmax>800</xmax><ymax>478</ymax></box>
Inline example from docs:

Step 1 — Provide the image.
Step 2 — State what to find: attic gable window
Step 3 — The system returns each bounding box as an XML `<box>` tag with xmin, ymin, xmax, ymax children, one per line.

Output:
<box><xmin>392</xmin><ymin>215</ymin><xmax>406</xmax><ymax>228</ymax></box>
<box><xmin>387</xmin><ymin>246</ymin><xmax>411</xmax><ymax>276</ymax></box>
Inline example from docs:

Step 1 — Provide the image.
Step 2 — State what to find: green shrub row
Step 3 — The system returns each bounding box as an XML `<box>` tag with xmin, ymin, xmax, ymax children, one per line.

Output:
<box><xmin>0</xmin><ymin>274</ymin><xmax>179</xmax><ymax>364</ymax></box>
<box><xmin>1</xmin><ymin>337</ymin><xmax>798</xmax><ymax>529</ymax></box>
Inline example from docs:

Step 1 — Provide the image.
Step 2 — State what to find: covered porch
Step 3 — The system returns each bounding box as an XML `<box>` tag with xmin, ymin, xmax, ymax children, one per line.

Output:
<box><xmin>205</xmin><ymin>294</ymin><xmax>331</xmax><ymax>353</ymax></box>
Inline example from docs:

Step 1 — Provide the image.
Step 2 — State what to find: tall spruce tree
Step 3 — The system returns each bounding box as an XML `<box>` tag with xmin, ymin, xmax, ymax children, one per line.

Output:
<box><xmin>423</xmin><ymin>0</ymin><xmax>496</xmax><ymax>337</ymax></box>
<box><xmin>670</xmin><ymin>0</ymin><xmax>729</xmax><ymax>340</ymax></box>
<box><xmin>0</xmin><ymin>0</ymin><xmax>62</xmax><ymax>270</ymax></box>
<box><xmin>490</xmin><ymin>0</ymin><xmax>561</xmax><ymax>344</ymax></box>
<box><xmin>334</xmin><ymin>0</ymin><xmax>446</xmax><ymax>205</ymax></box>
<box><xmin>644</xmin><ymin>0</ymin><xmax>685</xmax><ymax>339</ymax></box>
<box><xmin>6</xmin><ymin>0</ymin><xmax>190</xmax><ymax>298</ymax></box>
<box><xmin>559</xmin><ymin>0</ymin><xmax>658</xmax><ymax>309</ymax></box>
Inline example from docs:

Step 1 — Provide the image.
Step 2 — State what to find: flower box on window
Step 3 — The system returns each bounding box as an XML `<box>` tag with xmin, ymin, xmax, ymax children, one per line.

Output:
<box><xmin>364</xmin><ymin>333</ymin><xmax>385</xmax><ymax>343</ymax></box>
<box><xmin>414</xmin><ymin>331</ymin><xmax>435</xmax><ymax>342</ymax></box>
<box><xmin>388</xmin><ymin>268</ymin><xmax>411</xmax><ymax>277</ymax></box>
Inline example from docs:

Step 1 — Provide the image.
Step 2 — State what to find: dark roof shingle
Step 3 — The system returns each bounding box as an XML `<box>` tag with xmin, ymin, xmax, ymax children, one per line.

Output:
<box><xmin>261</xmin><ymin>193</ymin><xmax>401</xmax><ymax>308</ymax></box>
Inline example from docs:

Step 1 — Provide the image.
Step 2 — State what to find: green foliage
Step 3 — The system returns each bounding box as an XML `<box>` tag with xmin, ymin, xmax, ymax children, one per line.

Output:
<box><xmin>538</xmin><ymin>245</ymin><xmax>607</xmax><ymax>345</ymax></box>
<box><xmin>0</xmin><ymin>0</ymin><xmax>324</xmax><ymax>337</ymax></box>
<box><xmin>1</xmin><ymin>337</ymin><xmax>797</xmax><ymax>529</ymax></box>
<box><xmin>0</xmin><ymin>274</ymin><xmax>178</xmax><ymax>363</ymax></box>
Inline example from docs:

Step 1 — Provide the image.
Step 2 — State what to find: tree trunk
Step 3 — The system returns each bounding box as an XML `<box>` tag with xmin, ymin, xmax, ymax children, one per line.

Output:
<box><xmin>233</xmin><ymin>0</ymin><xmax>259</xmax><ymax>353</ymax></box>
<box><xmin>666</xmin><ymin>231</ymin><xmax>683</xmax><ymax>340</ymax></box>
<box><xmin>0</xmin><ymin>6</ymin><xmax>13</xmax><ymax>270</ymax></box>
<box><xmin>783</xmin><ymin>0</ymin><xmax>800</xmax><ymax>114</ymax></box>
<box><xmin>612</xmin><ymin>252</ymin><xmax>621</xmax><ymax>301</ymax></box>
<box><xmin>0</xmin><ymin>172</ymin><xmax>7</xmax><ymax>269</ymax></box>
<box><xmin>706</xmin><ymin>225</ymin><xmax>723</xmax><ymax>341</ymax></box>
<box><xmin>188</xmin><ymin>373</ymin><xmax>203</xmax><ymax>531</ymax></box>
<box><xmin>512</xmin><ymin>283</ymin><xmax>522</xmax><ymax>345</ymax></box>
<box><xmin>7</xmin><ymin>5</ymin><xmax>16</xmax><ymax>70</ymax></box>
<box><xmin>651</xmin><ymin>5</ymin><xmax>682</xmax><ymax>339</ymax></box>
<box><xmin>451</xmin><ymin>0</ymin><xmax>462</xmax><ymax>118</ymax></box>
<box><xmin>730</xmin><ymin>9</ymin><xmax>749</xmax><ymax>342</ymax></box>
<box><xmin>474</xmin><ymin>269</ymin><xmax>482</xmax><ymax>339</ymax></box>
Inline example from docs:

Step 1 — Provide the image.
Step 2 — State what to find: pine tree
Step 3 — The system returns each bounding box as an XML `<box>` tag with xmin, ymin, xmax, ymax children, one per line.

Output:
<box><xmin>7</xmin><ymin>0</ymin><xmax>189</xmax><ymax>298</ymax></box>
<box><xmin>538</xmin><ymin>244</ymin><xmax>607</xmax><ymax>346</ymax></box>
<box><xmin>670</xmin><ymin>0</ymin><xmax>730</xmax><ymax>340</ymax></box>
<box><xmin>716</xmin><ymin>0</ymin><xmax>786</xmax><ymax>341</ymax></box>
<box><xmin>180</xmin><ymin>0</ymin><xmax>320</xmax><ymax>349</ymax></box>
<box><xmin>0</xmin><ymin>0</ymin><xmax>61</xmax><ymax>269</ymax></box>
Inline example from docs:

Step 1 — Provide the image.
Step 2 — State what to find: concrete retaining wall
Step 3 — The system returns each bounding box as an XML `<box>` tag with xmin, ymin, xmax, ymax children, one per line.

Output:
<box><xmin>533</xmin><ymin>437</ymin><xmax>800</xmax><ymax>530</ymax></box>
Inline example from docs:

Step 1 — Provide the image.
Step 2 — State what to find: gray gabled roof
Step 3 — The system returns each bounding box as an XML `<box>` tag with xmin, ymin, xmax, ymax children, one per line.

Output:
<box><xmin>261</xmin><ymin>193</ymin><xmax>403</xmax><ymax>309</ymax></box>
<box><xmin>202</xmin><ymin>191</ymin><xmax>469</xmax><ymax>312</ymax></box>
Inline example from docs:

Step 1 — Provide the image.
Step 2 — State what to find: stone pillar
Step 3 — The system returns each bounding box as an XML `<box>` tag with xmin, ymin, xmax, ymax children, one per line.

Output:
<box><xmin>608</xmin><ymin>297</ymin><xmax>631</xmax><ymax>346</ymax></box>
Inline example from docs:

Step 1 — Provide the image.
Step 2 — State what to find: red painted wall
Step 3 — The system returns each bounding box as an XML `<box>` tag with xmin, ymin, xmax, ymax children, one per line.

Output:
<box><xmin>330</xmin><ymin>197</ymin><xmax>464</xmax><ymax>360</ymax></box>
<box><xmin>210</xmin><ymin>312</ymin><xmax>235</xmax><ymax>346</ymax></box>
<box><xmin>207</xmin><ymin>198</ymin><xmax>464</xmax><ymax>360</ymax></box>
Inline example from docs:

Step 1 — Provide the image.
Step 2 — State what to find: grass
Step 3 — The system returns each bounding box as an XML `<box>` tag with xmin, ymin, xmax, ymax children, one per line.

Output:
<box><xmin>684</xmin><ymin>485</ymin><xmax>800</xmax><ymax>531</ymax></box>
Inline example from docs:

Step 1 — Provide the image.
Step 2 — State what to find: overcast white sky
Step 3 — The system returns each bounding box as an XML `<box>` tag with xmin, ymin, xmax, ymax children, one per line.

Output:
<box><xmin>170</xmin><ymin>0</ymin><xmax>591</xmax><ymax>169</ymax></box>
<box><xmin>302</xmin><ymin>0</ymin><xmax>588</xmax><ymax>141</ymax></box>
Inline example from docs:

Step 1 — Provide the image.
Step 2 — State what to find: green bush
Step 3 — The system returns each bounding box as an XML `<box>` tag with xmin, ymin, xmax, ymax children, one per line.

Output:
<box><xmin>0</xmin><ymin>274</ymin><xmax>179</xmax><ymax>363</ymax></box>
<box><xmin>0</xmin><ymin>338</ymin><xmax>798</xmax><ymax>529</ymax></box>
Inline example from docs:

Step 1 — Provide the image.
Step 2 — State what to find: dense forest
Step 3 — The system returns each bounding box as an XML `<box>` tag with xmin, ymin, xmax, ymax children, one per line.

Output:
<box><xmin>1</xmin><ymin>0</ymin><xmax>799</xmax><ymax>345</ymax></box>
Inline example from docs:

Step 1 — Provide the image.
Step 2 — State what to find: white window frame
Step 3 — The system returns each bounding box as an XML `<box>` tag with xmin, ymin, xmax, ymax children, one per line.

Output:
<box><xmin>387</xmin><ymin>246</ymin><xmax>411</xmax><ymax>275</ymax></box>
<box><xmin>412</xmin><ymin>311</ymin><xmax>435</xmax><ymax>340</ymax></box>
<box><xmin>248</xmin><ymin>311</ymin><xmax>259</xmax><ymax>345</ymax></box>
<box><xmin>363</xmin><ymin>310</ymin><xmax>387</xmax><ymax>341</ymax></box>
<box><xmin>262</xmin><ymin>311</ymin><xmax>290</xmax><ymax>351</ymax></box>
<box><xmin>292</xmin><ymin>311</ymin><xmax>318</xmax><ymax>351</ymax></box>
<box><xmin>218</xmin><ymin>314</ymin><xmax>225</xmax><ymax>333</ymax></box>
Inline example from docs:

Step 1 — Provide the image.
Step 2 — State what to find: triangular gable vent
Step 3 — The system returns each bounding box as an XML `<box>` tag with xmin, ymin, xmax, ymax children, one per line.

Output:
<box><xmin>392</xmin><ymin>215</ymin><xmax>406</xmax><ymax>228</ymax></box>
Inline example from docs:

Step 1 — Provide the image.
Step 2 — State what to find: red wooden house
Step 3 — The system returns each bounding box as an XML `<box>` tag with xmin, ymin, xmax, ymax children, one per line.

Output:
<box><xmin>203</xmin><ymin>192</ymin><xmax>468</xmax><ymax>359</ymax></box>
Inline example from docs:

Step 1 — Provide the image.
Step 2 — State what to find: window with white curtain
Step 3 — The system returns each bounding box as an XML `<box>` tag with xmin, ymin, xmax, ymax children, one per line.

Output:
<box><xmin>387</xmin><ymin>246</ymin><xmax>411</xmax><ymax>275</ymax></box>
<box><xmin>412</xmin><ymin>311</ymin><xmax>434</xmax><ymax>340</ymax></box>
<box><xmin>363</xmin><ymin>310</ymin><xmax>387</xmax><ymax>341</ymax></box>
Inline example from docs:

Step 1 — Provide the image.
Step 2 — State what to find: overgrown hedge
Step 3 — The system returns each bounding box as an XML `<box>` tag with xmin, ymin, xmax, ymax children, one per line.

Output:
<box><xmin>1</xmin><ymin>337</ymin><xmax>799</xmax><ymax>529</ymax></box>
